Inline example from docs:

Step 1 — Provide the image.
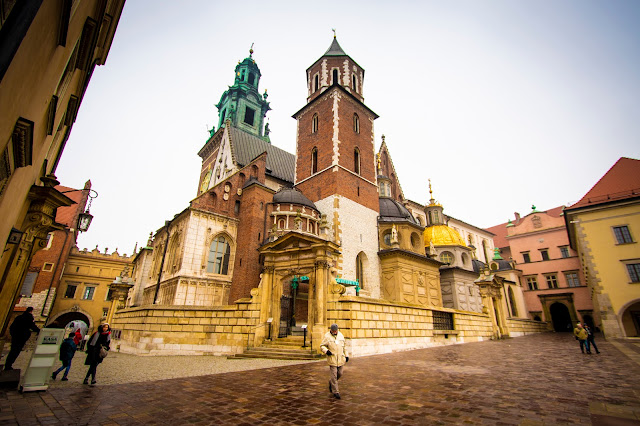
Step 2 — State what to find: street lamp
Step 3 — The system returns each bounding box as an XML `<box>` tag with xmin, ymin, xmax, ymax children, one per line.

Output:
<box><xmin>61</xmin><ymin>188</ymin><xmax>98</xmax><ymax>233</ymax></box>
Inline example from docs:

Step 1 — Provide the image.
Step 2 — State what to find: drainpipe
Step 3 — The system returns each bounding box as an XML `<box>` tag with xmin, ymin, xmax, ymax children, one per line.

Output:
<box><xmin>152</xmin><ymin>220</ymin><xmax>172</xmax><ymax>304</ymax></box>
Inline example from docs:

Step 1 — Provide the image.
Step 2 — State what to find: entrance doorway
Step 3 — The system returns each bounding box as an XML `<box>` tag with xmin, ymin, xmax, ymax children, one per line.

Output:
<box><xmin>550</xmin><ymin>302</ymin><xmax>572</xmax><ymax>332</ymax></box>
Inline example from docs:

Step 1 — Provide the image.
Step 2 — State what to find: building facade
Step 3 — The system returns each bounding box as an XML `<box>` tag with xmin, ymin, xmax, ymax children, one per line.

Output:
<box><xmin>47</xmin><ymin>246</ymin><xmax>133</xmax><ymax>335</ymax></box>
<box><xmin>113</xmin><ymin>38</ymin><xmax>546</xmax><ymax>356</ymax></box>
<box><xmin>565</xmin><ymin>157</ymin><xmax>640</xmax><ymax>338</ymax></box>
<box><xmin>0</xmin><ymin>0</ymin><xmax>125</xmax><ymax>343</ymax></box>
<box><xmin>487</xmin><ymin>206</ymin><xmax>593</xmax><ymax>331</ymax></box>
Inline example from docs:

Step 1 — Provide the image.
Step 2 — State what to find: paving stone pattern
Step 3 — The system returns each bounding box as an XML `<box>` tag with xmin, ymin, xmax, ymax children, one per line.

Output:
<box><xmin>1</xmin><ymin>333</ymin><xmax>639</xmax><ymax>425</ymax></box>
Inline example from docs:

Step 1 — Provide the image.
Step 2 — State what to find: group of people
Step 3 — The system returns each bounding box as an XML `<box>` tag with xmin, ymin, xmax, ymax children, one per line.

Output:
<box><xmin>573</xmin><ymin>322</ymin><xmax>600</xmax><ymax>354</ymax></box>
<box><xmin>2</xmin><ymin>307</ymin><xmax>111</xmax><ymax>386</ymax></box>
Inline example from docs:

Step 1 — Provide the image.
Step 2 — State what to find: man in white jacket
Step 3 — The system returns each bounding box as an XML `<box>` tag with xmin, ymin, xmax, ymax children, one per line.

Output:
<box><xmin>320</xmin><ymin>323</ymin><xmax>349</xmax><ymax>399</ymax></box>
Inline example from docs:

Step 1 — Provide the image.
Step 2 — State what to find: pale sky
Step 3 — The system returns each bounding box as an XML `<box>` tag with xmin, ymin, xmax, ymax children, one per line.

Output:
<box><xmin>56</xmin><ymin>0</ymin><xmax>640</xmax><ymax>256</ymax></box>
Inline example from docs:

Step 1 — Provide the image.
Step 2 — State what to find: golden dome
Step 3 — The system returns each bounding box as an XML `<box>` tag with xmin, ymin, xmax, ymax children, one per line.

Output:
<box><xmin>424</xmin><ymin>225</ymin><xmax>467</xmax><ymax>247</ymax></box>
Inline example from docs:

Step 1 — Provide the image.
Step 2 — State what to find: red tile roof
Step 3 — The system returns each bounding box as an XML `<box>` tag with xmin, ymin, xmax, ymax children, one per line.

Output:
<box><xmin>569</xmin><ymin>157</ymin><xmax>640</xmax><ymax>209</ymax></box>
<box><xmin>485</xmin><ymin>205</ymin><xmax>566</xmax><ymax>249</ymax></box>
<box><xmin>55</xmin><ymin>185</ymin><xmax>83</xmax><ymax>227</ymax></box>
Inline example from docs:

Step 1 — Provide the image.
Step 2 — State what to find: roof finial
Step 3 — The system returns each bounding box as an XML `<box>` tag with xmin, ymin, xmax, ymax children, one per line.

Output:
<box><xmin>249</xmin><ymin>42</ymin><xmax>254</xmax><ymax>57</ymax></box>
<box><xmin>332</xmin><ymin>28</ymin><xmax>336</xmax><ymax>39</ymax></box>
<box><xmin>429</xmin><ymin>178</ymin><xmax>433</xmax><ymax>200</ymax></box>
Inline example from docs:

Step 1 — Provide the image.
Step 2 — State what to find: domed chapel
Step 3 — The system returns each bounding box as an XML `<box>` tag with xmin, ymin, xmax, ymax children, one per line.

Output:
<box><xmin>115</xmin><ymin>37</ymin><xmax>545</xmax><ymax>356</ymax></box>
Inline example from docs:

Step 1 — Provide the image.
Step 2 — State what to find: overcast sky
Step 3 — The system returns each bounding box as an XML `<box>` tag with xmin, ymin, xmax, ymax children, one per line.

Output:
<box><xmin>56</xmin><ymin>0</ymin><xmax>640</xmax><ymax>256</ymax></box>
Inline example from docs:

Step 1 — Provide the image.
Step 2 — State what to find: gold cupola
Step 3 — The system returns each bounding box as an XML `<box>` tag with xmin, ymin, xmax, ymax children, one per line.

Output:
<box><xmin>423</xmin><ymin>180</ymin><xmax>467</xmax><ymax>247</ymax></box>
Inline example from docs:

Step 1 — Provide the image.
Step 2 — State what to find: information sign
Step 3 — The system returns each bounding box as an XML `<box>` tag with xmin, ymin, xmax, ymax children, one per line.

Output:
<box><xmin>19</xmin><ymin>328</ymin><xmax>65</xmax><ymax>392</ymax></box>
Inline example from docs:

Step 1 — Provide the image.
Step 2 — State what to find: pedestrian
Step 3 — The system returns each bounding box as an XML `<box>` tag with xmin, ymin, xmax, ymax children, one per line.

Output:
<box><xmin>573</xmin><ymin>322</ymin><xmax>590</xmax><ymax>354</ymax></box>
<box><xmin>83</xmin><ymin>323</ymin><xmax>111</xmax><ymax>386</ymax></box>
<box><xmin>51</xmin><ymin>332</ymin><xmax>77</xmax><ymax>381</ymax></box>
<box><xmin>320</xmin><ymin>323</ymin><xmax>349</xmax><ymax>399</ymax></box>
<box><xmin>3</xmin><ymin>307</ymin><xmax>40</xmax><ymax>371</ymax></box>
<box><xmin>73</xmin><ymin>328</ymin><xmax>82</xmax><ymax>346</ymax></box>
<box><xmin>584</xmin><ymin>323</ymin><xmax>600</xmax><ymax>354</ymax></box>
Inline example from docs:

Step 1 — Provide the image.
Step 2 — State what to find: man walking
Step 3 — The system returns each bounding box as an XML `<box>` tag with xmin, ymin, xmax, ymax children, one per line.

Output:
<box><xmin>584</xmin><ymin>323</ymin><xmax>600</xmax><ymax>354</ymax></box>
<box><xmin>573</xmin><ymin>322</ymin><xmax>590</xmax><ymax>354</ymax></box>
<box><xmin>4</xmin><ymin>307</ymin><xmax>40</xmax><ymax>370</ymax></box>
<box><xmin>320</xmin><ymin>323</ymin><xmax>349</xmax><ymax>399</ymax></box>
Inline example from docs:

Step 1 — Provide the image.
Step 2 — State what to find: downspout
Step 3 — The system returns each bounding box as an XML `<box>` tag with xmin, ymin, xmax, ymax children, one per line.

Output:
<box><xmin>152</xmin><ymin>220</ymin><xmax>172</xmax><ymax>304</ymax></box>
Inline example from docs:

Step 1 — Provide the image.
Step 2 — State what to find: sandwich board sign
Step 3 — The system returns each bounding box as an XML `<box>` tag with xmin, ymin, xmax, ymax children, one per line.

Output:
<box><xmin>19</xmin><ymin>328</ymin><xmax>65</xmax><ymax>392</ymax></box>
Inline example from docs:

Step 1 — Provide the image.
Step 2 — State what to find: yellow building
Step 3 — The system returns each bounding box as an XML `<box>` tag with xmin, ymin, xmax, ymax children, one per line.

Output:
<box><xmin>565</xmin><ymin>157</ymin><xmax>640</xmax><ymax>338</ymax></box>
<box><xmin>0</xmin><ymin>0</ymin><xmax>125</xmax><ymax>342</ymax></box>
<box><xmin>46</xmin><ymin>246</ymin><xmax>132</xmax><ymax>335</ymax></box>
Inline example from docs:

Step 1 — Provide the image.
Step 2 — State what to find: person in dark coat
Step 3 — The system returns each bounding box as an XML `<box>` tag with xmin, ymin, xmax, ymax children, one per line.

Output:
<box><xmin>3</xmin><ymin>307</ymin><xmax>40</xmax><ymax>370</ymax></box>
<box><xmin>51</xmin><ymin>333</ymin><xmax>77</xmax><ymax>381</ymax></box>
<box><xmin>584</xmin><ymin>323</ymin><xmax>600</xmax><ymax>354</ymax></box>
<box><xmin>84</xmin><ymin>323</ymin><xmax>111</xmax><ymax>386</ymax></box>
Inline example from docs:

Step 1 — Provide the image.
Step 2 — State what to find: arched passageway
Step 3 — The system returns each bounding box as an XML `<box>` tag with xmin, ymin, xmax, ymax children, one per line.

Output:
<box><xmin>620</xmin><ymin>300</ymin><xmax>640</xmax><ymax>337</ymax></box>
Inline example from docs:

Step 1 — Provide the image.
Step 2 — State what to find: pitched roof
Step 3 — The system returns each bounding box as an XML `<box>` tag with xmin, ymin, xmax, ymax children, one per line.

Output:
<box><xmin>485</xmin><ymin>205</ymin><xmax>566</xmax><ymax>248</ymax></box>
<box><xmin>54</xmin><ymin>185</ymin><xmax>83</xmax><ymax>227</ymax></box>
<box><xmin>569</xmin><ymin>157</ymin><xmax>640</xmax><ymax>209</ymax></box>
<box><xmin>228</xmin><ymin>127</ymin><xmax>295</xmax><ymax>184</ymax></box>
<box><xmin>324</xmin><ymin>37</ymin><xmax>347</xmax><ymax>56</ymax></box>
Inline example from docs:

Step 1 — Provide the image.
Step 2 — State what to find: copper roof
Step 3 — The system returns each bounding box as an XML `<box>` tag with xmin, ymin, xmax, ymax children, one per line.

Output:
<box><xmin>229</xmin><ymin>127</ymin><xmax>295</xmax><ymax>184</ymax></box>
<box><xmin>569</xmin><ymin>157</ymin><xmax>640</xmax><ymax>209</ymax></box>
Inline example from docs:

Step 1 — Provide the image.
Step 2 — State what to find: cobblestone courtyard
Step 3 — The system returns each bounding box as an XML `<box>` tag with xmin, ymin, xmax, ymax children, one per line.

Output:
<box><xmin>1</xmin><ymin>333</ymin><xmax>639</xmax><ymax>425</ymax></box>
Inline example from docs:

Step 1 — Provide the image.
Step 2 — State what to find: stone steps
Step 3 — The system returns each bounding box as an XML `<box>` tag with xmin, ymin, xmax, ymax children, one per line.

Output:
<box><xmin>228</xmin><ymin>336</ymin><xmax>321</xmax><ymax>360</ymax></box>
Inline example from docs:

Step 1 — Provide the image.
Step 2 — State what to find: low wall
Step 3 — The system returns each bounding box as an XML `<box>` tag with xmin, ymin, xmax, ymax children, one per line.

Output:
<box><xmin>112</xmin><ymin>298</ymin><xmax>260</xmax><ymax>355</ymax></box>
<box><xmin>326</xmin><ymin>296</ymin><xmax>495</xmax><ymax>356</ymax></box>
<box><xmin>506</xmin><ymin>317</ymin><xmax>550</xmax><ymax>336</ymax></box>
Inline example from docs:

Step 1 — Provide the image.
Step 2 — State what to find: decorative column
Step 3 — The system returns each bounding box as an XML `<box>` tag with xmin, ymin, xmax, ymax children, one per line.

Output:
<box><xmin>107</xmin><ymin>275</ymin><xmax>134</xmax><ymax>325</ymax></box>
<box><xmin>258</xmin><ymin>264</ymin><xmax>276</xmax><ymax>340</ymax></box>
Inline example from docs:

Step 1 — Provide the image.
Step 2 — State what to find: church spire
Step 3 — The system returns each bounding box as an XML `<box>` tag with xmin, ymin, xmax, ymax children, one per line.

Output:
<box><xmin>215</xmin><ymin>47</ymin><xmax>271</xmax><ymax>140</ymax></box>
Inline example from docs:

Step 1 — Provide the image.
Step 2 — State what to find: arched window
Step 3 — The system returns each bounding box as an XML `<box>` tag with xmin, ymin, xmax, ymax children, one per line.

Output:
<box><xmin>251</xmin><ymin>165</ymin><xmax>258</xmax><ymax>178</ymax></box>
<box><xmin>439</xmin><ymin>252</ymin><xmax>453</xmax><ymax>265</ymax></box>
<box><xmin>278</xmin><ymin>218</ymin><xmax>286</xmax><ymax>229</ymax></box>
<box><xmin>314</xmin><ymin>74</ymin><xmax>319</xmax><ymax>92</ymax></box>
<box><xmin>311</xmin><ymin>147</ymin><xmax>318</xmax><ymax>174</ymax></box>
<box><xmin>356</xmin><ymin>252</ymin><xmax>366</xmax><ymax>290</ymax></box>
<box><xmin>508</xmin><ymin>286</ymin><xmax>518</xmax><ymax>317</ymax></box>
<box><xmin>312</xmin><ymin>114</ymin><xmax>318</xmax><ymax>133</ymax></box>
<box><xmin>354</xmin><ymin>148</ymin><xmax>360</xmax><ymax>174</ymax></box>
<box><xmin>238</xmin><ymin>173</ymin><xmax>246</xmax><ymax>187</ymax></box>
<box><xmin>352</xmin><ymin>75</ymin><xmax>358</xmax><ymax>92</ymax></box>
<box><xmin>248</xmin><ymin>72</ymin><xmax>255</xmax><ymax>85</ymax></box>
<box><xmin>207</xmin><ymin>236</ymin><xmax>230</xmax><ymax>274</ymax></box>
<box><xmin>332</xmin><ymin>69</ymin><xmax>338</xmax><ymax>85</ymax></box>
<box><xmin>353</xmin><ymin>114</ymin><xmax>360</xmax><ymax>133</ymax></box>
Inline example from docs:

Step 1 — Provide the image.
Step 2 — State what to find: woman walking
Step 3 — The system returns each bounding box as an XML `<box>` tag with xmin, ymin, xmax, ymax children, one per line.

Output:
<box><xmin>84</xmin><ymin>323</ymin><xmax>111</xmax><ymax>385</ymax></box>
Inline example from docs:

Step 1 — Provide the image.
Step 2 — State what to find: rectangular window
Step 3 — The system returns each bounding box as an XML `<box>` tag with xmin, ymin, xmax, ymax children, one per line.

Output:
<box><xmin>64</xmin><ymin>284</ymin><xmax>77</xmax><ymax>298</ymax></box>
<box><xmin>560</xmin><ymin>246</ymin><xmax>570</xmax><ymax>258</ymax></box>
<box><xmin>540</xmin><ymin>249</ymin><xmax>550</xmax><ymax>261</ymax></box>
<box><xmin>243</xmin><ymin>106</ymin><xmax>255</xmax><ymax>126</ymax></box>
<box><xmin>105</xmin><ymin>289</ymin><xmax>113</xmax><ymax>301</ymax></box>
<box><xmin>627</xmin><ymin>263</ymin><xmax>640</xmax><ymax>283</ymax></box>
<box><xmin>546</xmin><ymin>274</ymin><xmax>559</xmax><ymax>289</ymax></box>
<box><xmin>42</xmin><ymin>262</ymin><xmax>54</xmax><ymax>272</ymax></box>
<box><xmin>102</xmin><ymin>308</ymin><xmax>109</xmax><ymax>318</ymax></box>
<box><xmin>526</xmin><ymin>276</ymin><xmax>538</xmax><ymax>290</ymax></box>
<box><xmin>565</xmin><ymin>271</ymin><xmax>580</xmax><ymax>287</ymax></box>
<box><xmin>613</xmin><ymin>226</ymin><xmax>633</xmax><ymax>244</ymax></box>
<box><xmin>522</xmin><ymin>252</ymin><xmax>531</xmax><ymax>263</ymax></box>
<box><xmin>82</xmin><ymin>286</ymin><xmax>95</xmax><ymax>300</ymax></box>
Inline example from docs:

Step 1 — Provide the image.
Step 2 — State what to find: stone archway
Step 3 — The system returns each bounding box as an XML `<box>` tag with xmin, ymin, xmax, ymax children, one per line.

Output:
<box><xmin>619</xmin><ymin>299</ymin><xmax>640</xmax><ymax>337</ymax></box>
<box><xmin>549</xmin><ymin>302</ymin><xmax>572</xmax><ymax>332</ymax></box>
<box><xmin>47</xmin><ymin>310</ymin><xmax>92</xmax><ymax>331</ymax></box>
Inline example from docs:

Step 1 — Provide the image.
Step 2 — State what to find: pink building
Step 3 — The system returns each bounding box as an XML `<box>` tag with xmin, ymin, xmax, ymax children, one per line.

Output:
<box><xmin>487</xmin><ymin>206</ymin><xmax>593</xmax><ymax>331</ymax></box>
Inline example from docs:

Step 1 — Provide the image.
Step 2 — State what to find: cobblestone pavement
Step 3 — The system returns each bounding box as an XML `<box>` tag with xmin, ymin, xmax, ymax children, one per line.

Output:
<box><xmin>1</xmin><ymin>333</ymin><xmax>639</xmax><ymax>425</ymax></box>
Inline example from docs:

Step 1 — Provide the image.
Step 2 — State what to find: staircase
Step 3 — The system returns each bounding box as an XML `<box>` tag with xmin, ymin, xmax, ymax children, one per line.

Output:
<box><xmin>228</xmin><ymin>335</ymin><xmax>323</xmax><ymax>361</ymax></box>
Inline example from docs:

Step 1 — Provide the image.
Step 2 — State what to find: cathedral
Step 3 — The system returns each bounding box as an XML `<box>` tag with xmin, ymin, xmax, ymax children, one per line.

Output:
<box><xmin>114</xmin><ymin>37</ymin><xmax>546</xmax><ymax>356</ymax></box>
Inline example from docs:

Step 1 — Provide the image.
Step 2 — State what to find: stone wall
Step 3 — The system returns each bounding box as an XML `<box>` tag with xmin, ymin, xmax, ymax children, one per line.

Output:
<box><xmin>113</xmin><ymin>297</ymin><xmax>261</xmax><ymax>356</ymax></box>
<box><xmin>326</xmin><ymin>296</ymin><xmax>495</xmax><ymax>356</ymax></box>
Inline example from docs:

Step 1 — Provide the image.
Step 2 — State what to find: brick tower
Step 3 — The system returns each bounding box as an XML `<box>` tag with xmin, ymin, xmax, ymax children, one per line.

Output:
<box><xmin>293</xmin><ymin>35</ymin><xmax>381</xmax><ymax>295</ymax></box>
